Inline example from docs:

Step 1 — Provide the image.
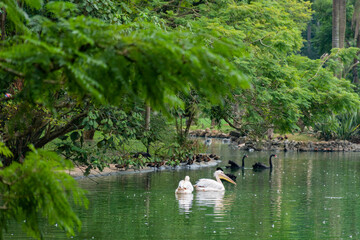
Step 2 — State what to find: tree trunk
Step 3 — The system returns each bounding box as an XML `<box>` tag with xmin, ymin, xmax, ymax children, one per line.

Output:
<box><xmin>83</xmin><ymin>129</ymin><xmax>95</xmax><ymax>140</ymax></box>
<box><xmin>211</xmin><ymin>118</ymin><xmax>216</xmax><ymax>129</ymax></box>
<box><xmin>184</xmin><ymin>113</ymin><xmax>194</xmax><ymax>139</ymax></box>
<box><xmin>232</xmin><ymin>103</ymin><xmax>242</xmax><ymax>128</ymax></box>
<box><xmin>267</xmin><ymin>128</ymin><xmax>274</xmax><ymax>140</ymax></box>
<box><xmin>307</xmin><ymin>23</ymin><xmax>312</xmax><ymax>57</ymax></box>
<box><xmin>352</xmin><ymin>0</ymin><xmax>360</xmax><ymax>42</ymax></box>
<box><xmin>353</xmin><ymin>36</ymin><xmax>360</xmax><ymax>84</ymax></box>
<box><xmin>352</xmin><ymin>0</ymin><xmax>360</xmax><ymax>84</ymax></box>
<box><xmin>332</xmin><ymin>0</ymin><xmax>346</xmax><ymax>78</ymax></box>
<box><xmin>332</xmin><ymin>0</ymin><xmax>340</xmax><ymax>48</ymax></box>
<box><xmin>175</xmin><ymin>114</ymin><xmax>185</xmax><ymax>144</ymax></box>
<box><xmin>352</xmin><ymin>58</ymin><xmax>359</xmax><ymax>84</ymax></box>
<box><xmin>1</xmin><ymin>7</ymin><xmax>6</xmax><ymax>40</ymax></box>
<box><xmin>144</xmin><ymin>104</ymin><xmax>151</xmax><ymax>153</ymax></box>
<box><xmin>339</xmin><ymin>0</ymin><xmax>346</xmax><ymax>48</ymax></box>
<box><xmin>145</xmin><ymin>105</ymin><xmax>151</xmax><ymax>131</ymax></box>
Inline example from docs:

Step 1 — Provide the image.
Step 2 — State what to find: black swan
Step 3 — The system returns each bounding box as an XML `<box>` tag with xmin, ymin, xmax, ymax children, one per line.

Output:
<box><xmin>226</xmin><ymin>154</ymin><xmax>248</xmax><ymax>169</ymax></box>
<box><xmin>133</xmin><ymin>151</ymin><xmax>152</xmax><ymax>159</ymax></box>
<box><xmin>216</xmin><ymin>167</ymin><xmax>237</xmax><ymax>182</ymax></box>
<box><xmin>252</xmin><ymin>154</ymin><xmax>277</xmax><ymax>170</ymax></box>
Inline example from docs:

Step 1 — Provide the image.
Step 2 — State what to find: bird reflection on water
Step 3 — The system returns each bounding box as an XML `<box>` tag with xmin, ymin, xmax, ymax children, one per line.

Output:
<box><xmin>196</xmin><ymin>191</ymin><xmax>225</xmax><ymax>212</ymax></box>
<box><xmin>196</xmin><ymin>191</ymin><xmax>236</xmax><ymax>215</ymax></box>
<box><xmin>175</xmin><ymin>191</ymin><xmax>236</xmax><ymax>215</ymax></box>
<box><xmin>175</xmin><ymin>193</ymin><xmax>194</xmax><ymax>214</ymax></box>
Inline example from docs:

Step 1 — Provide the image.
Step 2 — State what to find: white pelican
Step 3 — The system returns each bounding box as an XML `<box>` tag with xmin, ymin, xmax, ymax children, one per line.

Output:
<box><xmin>175</xmin><ymin>176</ymin><xmax>194</xmax><ymax>194</ymax></box>
<box><xmin>194</xmin><ymin>170</ymin><xmax>236</xmax><ymax>192</ymax></box>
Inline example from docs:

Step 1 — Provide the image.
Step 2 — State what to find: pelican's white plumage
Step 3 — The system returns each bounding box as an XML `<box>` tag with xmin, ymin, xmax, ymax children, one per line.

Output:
<box><xmin>175</xmin><ymin>176</ymin><xmax>194</xmax><ymax>194</ymax></box>
<box><xmin>194</xmin><ymin>170</ymin><xmax>236</xmax><ymax>192</ymax></box>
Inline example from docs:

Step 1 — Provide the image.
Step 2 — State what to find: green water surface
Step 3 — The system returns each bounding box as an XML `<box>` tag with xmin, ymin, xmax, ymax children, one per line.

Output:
<box><xmin>5</xmin><ymin>142</ymin><xmax>360</xmax><ymax>239</ymax></box>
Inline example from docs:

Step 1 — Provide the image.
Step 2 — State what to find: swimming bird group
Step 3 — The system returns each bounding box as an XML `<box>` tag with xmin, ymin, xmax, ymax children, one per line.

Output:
<box><xmin>175</xmin><ymin>154</ymin><xmax>277</xmax><ymax>193</ymax></box>
<box><xmin>175</xmin><ymin>169</ymin><xmax>237</xmax><ymax>193</ymax></box>
<box><xmin>224</xmin><ymin>153</ymin><xmax>277</xmax><ymax>171</ymax></box>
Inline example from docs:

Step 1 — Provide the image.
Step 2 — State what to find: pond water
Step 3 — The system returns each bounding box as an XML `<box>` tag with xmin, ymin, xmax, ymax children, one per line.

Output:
<box><xmin>5</xmin><ymin>141</ymin><xmax>360</xmax><ymax>239</ymax></box>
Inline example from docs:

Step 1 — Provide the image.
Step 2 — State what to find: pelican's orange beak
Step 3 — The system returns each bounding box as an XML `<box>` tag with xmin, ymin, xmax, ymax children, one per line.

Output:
<box><xmin>219</xmin><ymin>173</ymin><xmax>237</xmax><ymax>185</ymax></box>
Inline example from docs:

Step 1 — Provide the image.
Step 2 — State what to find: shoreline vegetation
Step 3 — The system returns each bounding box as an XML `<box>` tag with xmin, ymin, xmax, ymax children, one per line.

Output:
<box><xmin>68</xmin><ymin>160</ymin><xmax>221</xmax><ymax>179</ymax></box>
<box><xmin>69</xmin><ymin>129</ymin><xmax>360</xmax><ymax>179</ymax></box>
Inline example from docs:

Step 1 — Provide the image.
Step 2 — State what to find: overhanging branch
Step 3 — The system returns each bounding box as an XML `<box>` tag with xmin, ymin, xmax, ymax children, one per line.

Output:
<box><xmin>34</xmin><ymin>112</ymin><xmax>88</xmax><ymax>149</ymax></box>
<box><xmin>223</xmin><ymin>116</ymin><xmax>242</xmax><ymax>131</ymax></box>
<box><xmin>0</xmin><ymin>62</ymin><xmax>24</xmax><ymax>78</ymax></box>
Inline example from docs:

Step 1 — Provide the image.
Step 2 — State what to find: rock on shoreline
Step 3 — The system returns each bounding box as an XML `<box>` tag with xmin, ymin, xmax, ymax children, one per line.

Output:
<box><xmin>240</xmin><ymin>139</ymin><xmax>360</xmax><ymax>152</ymax></box>
<box><xmin>190</xmin><ymin>130</ymin><xmax>360</xmax><ymax>152</ymax></box>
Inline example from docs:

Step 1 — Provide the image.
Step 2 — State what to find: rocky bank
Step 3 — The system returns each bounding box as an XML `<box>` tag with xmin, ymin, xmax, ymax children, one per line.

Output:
<box><xmin>190</xmin><ymin>129</ymin><xmax>360</xmax><ymax>152</ymax></box>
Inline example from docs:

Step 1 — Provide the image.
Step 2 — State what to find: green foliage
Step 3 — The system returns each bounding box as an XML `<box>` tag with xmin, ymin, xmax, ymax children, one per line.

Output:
<box><xmin>0</xmin><ymin>1</ymin><xmax>249</xmax><ymax>113</ymax></box>
<box><xmin>152</xmin><ymin>139</ymin><xmax>205</xmax><ymax>166</ymax></box>
<box><xmin>310</xmin><ymin>0</ymin><xmax>333</xmax><ymax>56</ymax></box>
<box><xmin>315</xmin><ymin>111</ymin><xmax>360</xmax><ymax>140</ymax></box>
<box><xmin>184</xmin><ymin>0</ymin><xmax>360</xmax><ymax>138</ymax></box>
<box><xmin>141</xmin><ymin>111</ymin><xmax>174</xmax><ymax>149</ymax></box>
<box><xmin>55</xmin><ymin>106</ymin><xmax>141</xmax><ymax>172</ymax></box>
<box><xmin>0</xmin><ymin>142</ymin><xmax>13</xmax><ymax>159</ymax></box>
<box><xmin>0</xmin><ymin>145</ymin><xmax>88</xmax><ymax>239</ymax></box>
<box><xmin>190</xmin><ymin>117</ymin><xmax>234</xmax><ymax>132</ymax></box>
<box><xmin>54</xmin><ymin>105</ymin><xmax>181</xmax><ymax>170</ymax></box>
<box><xmin>287</xmin><ymin>53</ymin><xmax>360</xmax><ymax>126</ymax></box>
<box><xmin>75</xmin><ymin>0</ymin><xmax>134</xmax><ymax>24</ymax></box>
<box><xmin>309</xmin><ymin>0</ymin><xmax>355</xmax><ymax>57</ymax></box>
<box><xmin>0</xmin><ymin>0</ymin><xmax>42</xmax><ymax>34</ymax></box>
<box><xmin>326</xmin><ymin>47</ymin><xmax>360</xmax><ymax>78</ymax></box>
<box><xmin>46</xmin><ymin>1</ymin><xmax>78</xmax><ymax>18</ymax></box>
